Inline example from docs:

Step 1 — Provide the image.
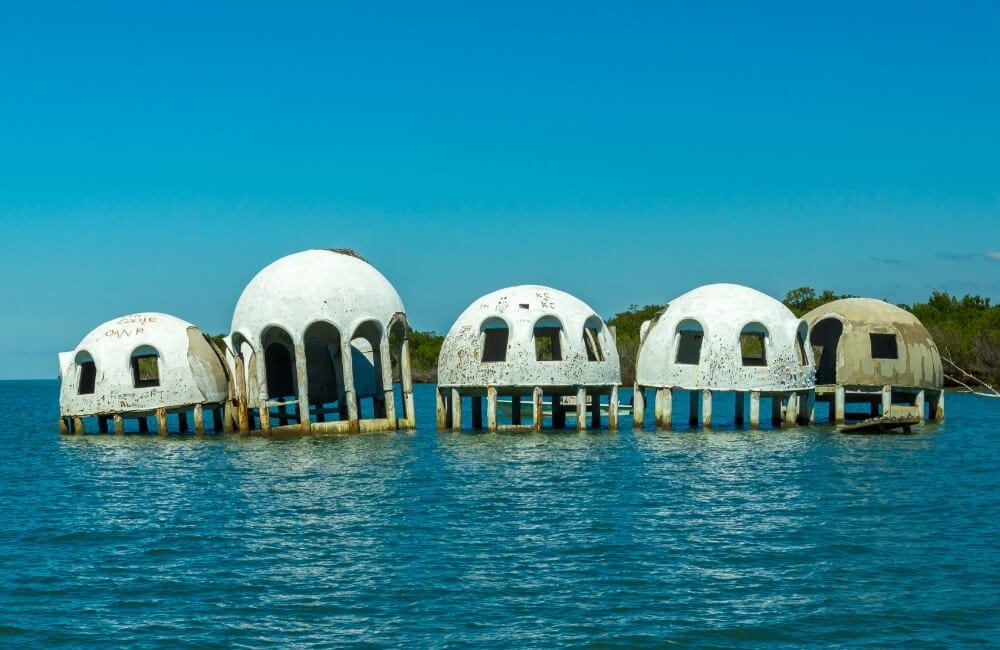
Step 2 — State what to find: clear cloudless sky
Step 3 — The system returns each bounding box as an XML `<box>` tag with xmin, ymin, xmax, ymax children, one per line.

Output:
<box><xmin>1</xmin><ymin>1</ymin><xmax>998</xmax><ymax>379</ymax></box>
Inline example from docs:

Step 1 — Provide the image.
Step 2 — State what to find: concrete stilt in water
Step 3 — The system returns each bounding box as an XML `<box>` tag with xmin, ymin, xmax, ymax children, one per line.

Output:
<box><xmin>657</xmin><ymin>388</ymin><xmax>672</xmax><ymax>429</ymax></box>
<box><xmin>577</xmin><ymin>387</ymin><xmax>587</xmax><ymax>431</ymax></box>
<box><xmin>749</xmin><ymin>391</ymin><xmax>760</xmax><ymax>430</ymax></box>
<box><xmin>608</xmin><ymin>385</ymin><xmax>619</xmax><ymax>431</ymax></box>
<box><xmin>487</xmin><ymin>387</ymin><xmax>498</xmax><ymax>432</ymax></box>
<box><xmin>915</xmin><ymin>389</ymin><xmax>926</xmax><ymax>420</ymax></box>
<box><xmin>533</xmin><ymin>387</ymin><xmax>543</xmax><ymax>431</ymax></box>
<box><xmin>113</xmin><ymin>414</ymin><xmax>124</xmax><ymax>435</ymax></box>
<box><xmin>157</xmin><ymin>408</ymin><xmax>168</xmax><ymax>437</ymax></box>
<box><xmin>59</xmin><ymin>418</ymin><xmax>69</xmax><ymax>435</ymax></box>
<box><xmin>471</xmin><ymin>395</ymin><xmax>483</xmax><ymax>429</ymax></box>
<box><xmin>450</xmin><ymin>389</ymin><xmax>462</xmax><ymax>431</ymax></box>
<box><xmin>295</xmin><ymin>346</ymin><xmax>311</xmax><ymax>433</ymax></box>
<box><xmin>632</xmin><ymin>386</ymin><xmax>645</xmax><ymax>429</ymax></box>
<box><xmin>259</xmin><ymin>403</ymin><xmax>271</xmax><ymax>435</ymax></box>
<box><xmin>688</xmin><ymin>390</ymin><xmax>699</xmax><ymax>427</ymax></box>
<box><xmin>932</xmin><ymin>390</ymin><xmax>945</xmax><ymax>420</ymax></box>
<box><xmin>881</xmin><ymin>385</ymin><xmax>892</xmax><ymax>417</ymax></box>
<box><xmin>834</xmin><ymin>386</ymin><xmax>846</xmax><ymax>424</ymax></box>
<box><xmin>400</xmin><ymin>336</ymin><xmax>415</xmax><ymax>426</ymax></box>
<box><xmin>735</xmin><ymin>391</ymin><xmax>745</xmax><ymax>426</ymax></box>
<box><xmin>511</xmin><ymin>395</ymin><xmax>522</xmax><ymax>426</ymax></box>
<box><xmin>194</xmin><ymin>404</ymin><xmax>205</xmax><ymax>437</ymax></box>
<box><xmin>702</xmin><ymin>389</ymin><xmax>712</xmax><ymax>429</ymax></box>
<box><xmin>436</xmin><ymin>389</ymin><xmax>448</xmax><ymax>430</ymax></box>
<box><xmin>73</xmin><ymin>417</ymin><xmax>84</xmax><ymax>435</ymax></box>
<box><xmin>783</xmin><ymin>393</ymin><xmax>797</xmax><ymax>426</ymax></box>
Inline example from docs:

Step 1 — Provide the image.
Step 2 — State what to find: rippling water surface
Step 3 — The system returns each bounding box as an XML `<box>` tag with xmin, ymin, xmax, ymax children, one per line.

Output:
<box><xmin>2</xmin><ymin>381</ymin><xmax>998</xmax><ymax>647</ymax></box>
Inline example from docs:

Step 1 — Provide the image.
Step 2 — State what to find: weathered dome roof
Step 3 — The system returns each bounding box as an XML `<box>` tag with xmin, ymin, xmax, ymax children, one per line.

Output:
<box><xmin>58</xmin><ymin>313</ymin><xmax>229</xmax><ymax>416</ymax></box>
<box><xmin>803</xmin><ymin>298</ymin><xmax>942</xmax><ymax>389</ymax></box>
<box><xmin>636</xmin><ymin>283</ymin><xmax>814</xmax><ymax>391</ymax></box>
<box><xmin>437</xmin><ymin>285</ymin><xmax>620</xmax><ymax>388</ymax></box>
<box><xmin>230</xmin><ymin>249</ymin><xmax>405</xmax><ymax>345</ymax></box>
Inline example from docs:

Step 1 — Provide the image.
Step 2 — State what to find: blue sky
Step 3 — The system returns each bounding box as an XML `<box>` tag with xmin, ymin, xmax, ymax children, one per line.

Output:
<box><xmin>1</xmin><ymin>1</ymin><xmax>998</xmax><ymax>379</ymax></box>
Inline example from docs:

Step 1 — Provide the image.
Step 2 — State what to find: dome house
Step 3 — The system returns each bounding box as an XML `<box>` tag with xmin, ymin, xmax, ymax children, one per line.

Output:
<box><xmin>634</xmin><ymin>283</ymin><xmax>815</xmax><ymax>429</ymax></box>
<box><xmin>437</xmin><ymin>285</ymin><xmax>622</xmax><ymax>430</ymax></box>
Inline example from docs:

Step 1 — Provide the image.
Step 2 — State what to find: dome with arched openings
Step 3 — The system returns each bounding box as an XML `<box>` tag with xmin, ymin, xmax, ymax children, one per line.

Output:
<box><xmin>803</xmin><ymin>298</ymin><xmax>942</xmax><ymax>390</ymax></box>
<box><xmin>230</xmin><ymin>249</ymin><xmax>405</xmax><ymax>350</ymax></box>
<box><xmin>58</xmin><ymin>312</ymin><xmax>228</xmax><ymax>417</ymax></box>
<box><xmin>437</xmin><ymin>285</ymin><xmax>620</xmax><ymax>389</ymax></box>
<box><xmin>636</xmin><ymin>283</ymin><xmax>814</xmax><ymax>392</ymax></box>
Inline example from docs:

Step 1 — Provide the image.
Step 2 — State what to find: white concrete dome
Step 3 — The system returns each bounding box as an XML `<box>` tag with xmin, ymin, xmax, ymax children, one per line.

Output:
<box><xmin>58</xmin><ymin>313</ymin><xmax>229</xmax><ymax>417</ymax></box>
<box><xmin>230</xmin><ymin>249</ymin><xmax>405</xmax><ymax>350</ymax></box>
<box><xmin>803</xmin><ymin>298</ymin><xmax>942</xmax><ymax>389</ymax></box>
<box><xmin>437</xmin><ymin>285</ymin><xmax>621</xmax><ymax>388</ymax></box>
<box><xmin>636</xmin><ymin>283</ymin><xmax>814</xmax><ymax>391</ymax></box>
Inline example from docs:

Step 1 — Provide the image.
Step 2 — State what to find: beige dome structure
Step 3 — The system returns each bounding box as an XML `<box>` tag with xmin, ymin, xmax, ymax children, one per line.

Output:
<box><xmin>803</xmin><ymin>298</ymin><xmax>944</xmax><ymax>422</ymax></box>
<box><xmin>437</xmin><ymin>285</ymin><xmax>622</xmax><ymax>431</ymax></box>
<box><xmin>227</xmin><ymin>249</ymin><xmax>415</xmax><ymax>434</ymax></box>
<box><xmin>634</xmin><ymin>284</ymin><xmax>815</xmax><ymax>429</ymax></box>
<box><xmin>57</xmin><ymin>313</ymin><xmax>230</xmax><ymax>435</ymax></box>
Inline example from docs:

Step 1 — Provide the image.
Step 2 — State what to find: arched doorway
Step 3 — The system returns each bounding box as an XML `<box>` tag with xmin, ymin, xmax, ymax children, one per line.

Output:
<box><xmin>810</xmin><ymin>318</ymin><xmax>843</xmax><ymax>385</ymax></box>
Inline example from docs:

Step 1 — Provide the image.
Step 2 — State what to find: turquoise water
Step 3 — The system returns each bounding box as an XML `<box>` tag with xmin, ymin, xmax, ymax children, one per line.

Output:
<box><xmin>2</xmin><ymin>380</ymin><xmax>998</xmax><ymax>647</ymax></box>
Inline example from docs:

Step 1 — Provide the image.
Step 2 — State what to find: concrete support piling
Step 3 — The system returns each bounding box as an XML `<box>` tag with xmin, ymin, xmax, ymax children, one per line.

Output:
<box><xmin>577</xmin><ymin>387</ymin><xmax>587</xmax><ymax>431</ymax></box>
<box><xmin>702</xmin><ymin>389</ymin><xmax>713</xmax><ymax>429</ymax></box>
<box><xmin>113</xmin><ymin>414</ymin><xmax>124</xmax><ymax>435</ymax></box>
<box><xmin>882</xmin><ymin>385</ymin><xmax>892</xmax><ymax>417</ymax></box>
<box><xmin>609</xmin><ymin>385</ymin><xmax>619</xmax><ymax>431</ymax></box>
<box><xmin>632</xmin><ymin>386</ymin><xmax>645</xmax><ymax>428</ymax></box>
<box><xmin>156</xmin><ymin>408</ymin><xmax>168</xmax><ymax>436</ymax></box>
<box><xmin>834</xmin><ymin>386</ymin><xmax>846</xmax><ymax>424</ymax></box>
<box><xmin>784</xmin><ymin>393</ymin><xmax>798</xmax><ymax>427</ymax></box>
<box><xmin>194</xmin><ymin>404</ymin><xmax>205</xmax><ymax>436</ymax></box>
<box><xmin>450</xmin><ymin>389</ymin><xmax>462</xmax><ymax>431</ymax></box>
<box><xmin>487</xmin><ymin>387</ymin><xmax>498</xmax><ymax>432</ymax></box>
<box><xmin>436</xmin><ymin>389</ymin><xmax>448</xmax><ymax>430</ymax></box>
<box><xmin>749</xmin><ymin>391</ymin><xmax>760</xmax><ymax>429</ymax></box>
<box><xmin>533</xmin><ymin>387</ymin><xmax>543</xmax><ymax>431</ymax></box>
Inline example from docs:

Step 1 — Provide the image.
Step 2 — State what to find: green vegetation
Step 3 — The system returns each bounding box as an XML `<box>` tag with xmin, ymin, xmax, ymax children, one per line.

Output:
<box><xmin>606</xmin><ymin>304</ymin><xmax>665</xmax><ymax>385</ymax></box>
<box><xmin>407</xmin><ymin>330</ymin><xmax>445</xmax><ymax>383</ymax></box>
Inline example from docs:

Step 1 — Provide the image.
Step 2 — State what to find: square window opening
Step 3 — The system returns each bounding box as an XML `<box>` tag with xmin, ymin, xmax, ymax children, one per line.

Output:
<box><xmin>870</xmin><ymin>333</ymin><xmax>898</xmax><ymax>359</ymax></box>
<box><xmin>740</xmin><ymin>333</ymin><xmax>767</xmax><ymax>366</ymax></box>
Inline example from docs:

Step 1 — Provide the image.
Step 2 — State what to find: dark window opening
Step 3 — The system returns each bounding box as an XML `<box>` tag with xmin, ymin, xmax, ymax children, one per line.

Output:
<box><xmin>584</xmin><ymin>327</ymin><xmax>604</xmax><ymax>362</ymax></box>
<box><xmin>676</xmin><ymin>331</ymin><xmax>703</xmax><ymax>365</ymax></box>
<box><xmin>534</xmin><ymin>327</ymin><xmax>562</xmax><ymax>361</ymax></box>
<box><xmin>870</xmin><ymin>333</ymin><xmax>898</xmax><ymax>359</ymax></box>
<box><xmin>131</xmin><ymin>355</ymin><xmax>160</xmax><ymax>388</ymax></box>
<box><xmin>482</xmin><ymin>328</ymin><xmax>509</xmax><ymax>362</ymax></box>
<box><xmin>78</xmin><ymin>361</ymin><xmax>96</xmax><ymax>394</ymax></box>
<box><xmin>740</xmin><ymin>333</ymin><xmax>767</xmax><ymax>366</ymax></box>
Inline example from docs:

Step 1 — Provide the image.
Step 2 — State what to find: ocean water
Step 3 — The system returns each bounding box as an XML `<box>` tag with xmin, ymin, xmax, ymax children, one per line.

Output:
<box><xmin>1</xmin><ymin>381</ymin><xmax>998</xmax><ymax>648</ymax></box>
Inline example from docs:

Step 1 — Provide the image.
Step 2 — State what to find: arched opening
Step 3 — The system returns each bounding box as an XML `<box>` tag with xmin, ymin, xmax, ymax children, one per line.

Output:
<box><xmin>389</xmin><ymin>314</ymin><xmax>411</xmax><ymax>420</ymax></box>
<box><xmin>352</xmin><ymin>320</ymin><xmax>385</xmax><ymax>419</ymax></box>
<box><xmin>583</xmin><ymin>316</ymin><xmax>605</xmax><ymax>362</ymax></box>
<box><xmin>675</xmin><ymin>319</ymin><xmax>704</xmax><ymax>365</ymax></box>
<box><xmin>533</xmin><ymin>316</ymin><xmax>563</xmax><ymax>361</ymax></box>
<box><xmin>481</xmin><ymin>317</ymin><xmax>509</xmax><ymax>362</ymax></box>
<box><xmin>261</xmin><ymin>326</ymin><xmax>297</xmax><ymax>399</ymax></box>
<box><xmin>75</xmin><ymin>350</ymin><xmax>96</xmax><ymax>395</ymax></box>
<box><xmin>740</xmin><ymin>323</ymin><xmax>768</xmax><ymax>367</ymax></box>
<box><xmin>304</xmin><ymin>321</ymin><xmax>346</xmax><ymax>422</ymax></box>
<box><xmin>810</xmin><ymin>317</ymin><xmax>843</xmax><ymax>384</ymax></box>
<box><xmin>130</xmin><ymin>345</ymin><xmax>161</xmax><ymax>388</ymax></box>
<box><xmin>796</xmin><ymin>321</ymin><xmax>809</xmax><ymax>366</ymax></box>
